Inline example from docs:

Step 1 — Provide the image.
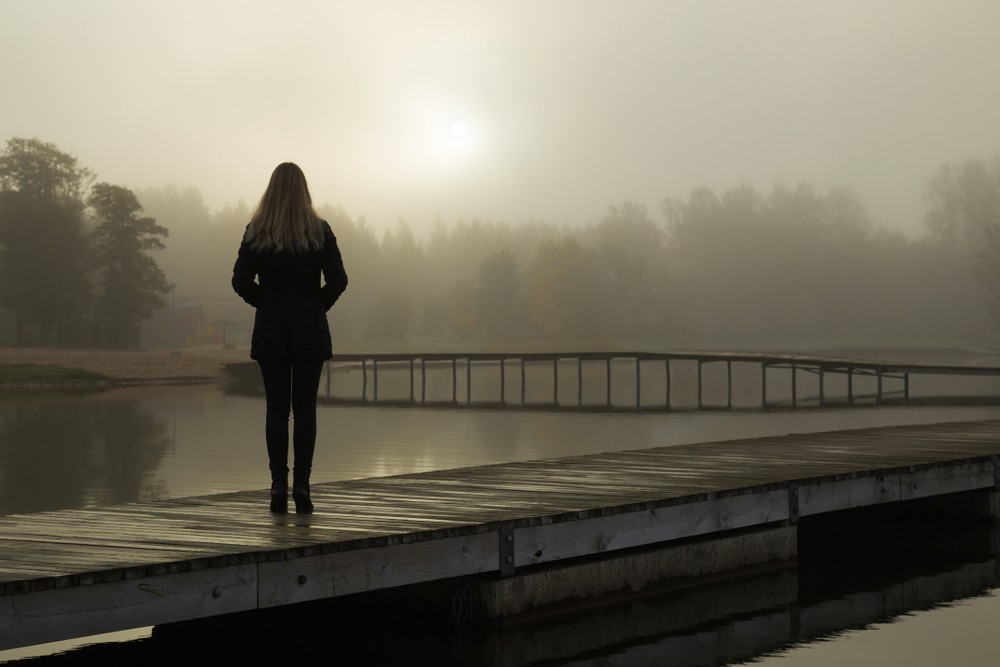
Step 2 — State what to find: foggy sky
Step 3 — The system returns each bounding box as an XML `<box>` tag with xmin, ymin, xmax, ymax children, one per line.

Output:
<box><xmin>2</xmin><ymin>0</ymin><xmax>999</xmax><ymax>236</ymax></box>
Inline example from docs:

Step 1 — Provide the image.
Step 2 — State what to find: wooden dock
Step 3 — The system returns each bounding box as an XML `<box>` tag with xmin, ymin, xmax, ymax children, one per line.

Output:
<box><xmin>4</xmin><ymin>418</ymin><xmax>1000</xmax><ymax>649</ymax></box>
<box><xmin>318</xmin><ymin>350</ymin><xmax>1000</xmax><ymax>408</ymax></box>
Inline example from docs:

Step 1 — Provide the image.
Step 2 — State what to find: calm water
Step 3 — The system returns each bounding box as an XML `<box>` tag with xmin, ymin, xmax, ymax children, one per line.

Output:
<box><xmin>3</xmin><ymin>361</ymin><xmax>1000</xmax><ymax>663</ymax></box>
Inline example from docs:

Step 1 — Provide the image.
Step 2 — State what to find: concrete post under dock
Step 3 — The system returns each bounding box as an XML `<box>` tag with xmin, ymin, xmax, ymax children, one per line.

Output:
<box><xmin>471</xmin><ymin>523</ymin><xmax>797</xmax><ymax>623</ymax></box>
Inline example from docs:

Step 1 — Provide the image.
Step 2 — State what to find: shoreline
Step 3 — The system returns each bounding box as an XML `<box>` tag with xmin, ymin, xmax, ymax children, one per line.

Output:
<box><xmin>0</xmin><ymin>347</ymin><xmax>251</xmax><ymax>386</ymax></box>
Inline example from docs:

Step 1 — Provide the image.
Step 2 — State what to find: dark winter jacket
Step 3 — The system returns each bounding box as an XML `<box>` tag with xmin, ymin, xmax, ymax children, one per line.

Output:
<box><xmin>232</xmin><ymin>221</ymin><xmax>348</xmax><ymax>360</ymax></box>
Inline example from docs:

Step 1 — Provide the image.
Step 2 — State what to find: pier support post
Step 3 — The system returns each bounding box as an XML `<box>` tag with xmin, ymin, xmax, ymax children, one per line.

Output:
<box><xmin>467</xmin><ymin>359</ymin><xmax>472</xmax><ymax>406</ymax></box>
<box><xmin>877</xmin><ymin>368</ymin><xmax>883</xmax><ymax>405</ymax></box>
<box><xmin>727</xmin><ymin>360</ymin><xmax>732</xmax><ymax>409</ymax></box>
<box><xmin>452</xmin><ymin>359</ymin><xmax>457</xmax><ymax>403</ymax></box>
<box><xmin>791</xmin><ymin>364</ymin><xmax>796</xmax><ymax>409</ymax></box>
<box><xmin>362</xmin><ymin>360</ymin><xmax>367</xmax><ymax>400</ymax></box>
<box><xmin>905</xmin><ymin>373</ymin><xmax>910</xmax><ymax>400</ymax></box>
<box><xmin>819</xmin><ymin>367</ymin><xmax>824</xmax><ymax>407</ymax></box>
<box><xmin>761</xmin><ymin>363</ymin><xmax>767</xmax><ymax>408</ymax></box>
<box><xmin>553</xmin><ymin>359</ymin><xmax>558</xmax><ymax>405</ymax></box>
<box><xmin>521</xmin><ymin>358</ymin><xmax>525</xmax><ymax>407</ymax></box>
<box><xmin>665</xmin><ymin>359</ymin><xmax>671</xmax><ymax>409</ymax></box>
<box><xmin>607</xmin><ymin>358</ymin><xmax>611</xmax><ymax>407</ymax></box>
<box><xmin>500</xmin><ymin>358</ymin><xmax>505</xmax><ymax>405</ymax></box>
<box><xmin>697</xmin><ymin>360</ymin><xmax>702</xmax><ymax>410</ymax></box>
<box><xmin>636</xmin><ymin>357</ymin><xmax>641</xmax><ymax>410</ymax></box>
<box><xmin>848</xmin><ymin>367</ymin><xmax>853</xmax><ymax>405</ymax></box>
<box><xmin>578</xmin><ymin>358</ymin><xmax>583</xmax><ymax>409</ymax></box>
<box><xmin>421</xmin><ymin>358</ymin><xmax>426</xmax><ymax>404</ymax></box>
<box><xmin>410</xmin><ymin>360</ymin><xmax>414</xmax><ymax>402</ymax></box>
<box><xmin>373</xmin><ymin>359</ymin><xmax>378</xmax><ymax>403</ymax></box>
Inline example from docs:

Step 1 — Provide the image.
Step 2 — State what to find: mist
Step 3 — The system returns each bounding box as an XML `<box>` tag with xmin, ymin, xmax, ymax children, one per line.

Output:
<box><xmin>2</xmin><ymin>1</ymin><xmax>1000</xmax><ymax>350</ymax></box>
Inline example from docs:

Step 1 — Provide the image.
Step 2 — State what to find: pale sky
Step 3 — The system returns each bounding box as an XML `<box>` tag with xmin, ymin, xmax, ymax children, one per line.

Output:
<box><xmin>2</xmin><ymin>0</ymin><xmax>999</xmax><ymax>235</ymax></box>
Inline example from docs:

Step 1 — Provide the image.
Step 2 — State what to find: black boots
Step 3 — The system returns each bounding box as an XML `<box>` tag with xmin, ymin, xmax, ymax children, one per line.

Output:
<box><xmin>270</xmin><ymin>474</ymin><xmax>288</xmax><ymax>514</ymax></box>
<box><xmin>292</xmin><ymin>474</ymin><xmax>313</xmax><ymax>514</ymax></box>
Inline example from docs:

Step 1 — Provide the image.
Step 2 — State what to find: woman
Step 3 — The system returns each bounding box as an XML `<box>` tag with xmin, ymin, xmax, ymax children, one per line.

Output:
<box><xmin>232</xmin><ymin>162</ymin><xmax>348</xmax><ymax>513</ymax></box>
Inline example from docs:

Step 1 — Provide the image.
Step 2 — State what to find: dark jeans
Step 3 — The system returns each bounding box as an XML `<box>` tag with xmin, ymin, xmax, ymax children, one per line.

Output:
<box><xmin>256</xmin><ymin>355</ymin><xmax>325</xmax><ymax>481</ymax></box>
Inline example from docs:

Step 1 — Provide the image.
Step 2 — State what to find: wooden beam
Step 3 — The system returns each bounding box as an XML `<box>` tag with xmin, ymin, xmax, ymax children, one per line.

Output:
<box><xmin>515</xmin><ymin>490</ymin><xmax>788</xmax><ymax>567</ymax></box>
<box><xmin>0</xmin><ymin>564</ymin><xmax>257</xmax><ymax>651</ymax></box>
<box><xmin>258</xmin><ymin>532</ymin><xmax>497</xmax><ymax>608</ymax></box>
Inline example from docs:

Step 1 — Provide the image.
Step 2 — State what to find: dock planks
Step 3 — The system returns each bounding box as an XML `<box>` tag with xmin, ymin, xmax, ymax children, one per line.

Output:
<box><xmin>3</xmin><ymin>418</ymin><xmax>1000</xmax><ymax>648</ymax></box>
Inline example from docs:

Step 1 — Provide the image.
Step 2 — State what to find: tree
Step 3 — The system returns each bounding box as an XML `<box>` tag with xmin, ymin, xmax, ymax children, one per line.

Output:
<box><xmin>0</xmin><ymin>138</ymin><xmax>93</xmax><ymax>345</ymax></box>
<box><xmin>924</xmin><ymin>156</ymin><xmax>1000</xmax><ymax>250</ymax></box>
<box><xmin>89</xmin><ymin>184</ymin><xmax>170</xmax><ymax>348</ymax></box>
<box><xmin>474</xmin><ymin>249</ymin><xmax>527</xmax><ymax>341</ymax></box>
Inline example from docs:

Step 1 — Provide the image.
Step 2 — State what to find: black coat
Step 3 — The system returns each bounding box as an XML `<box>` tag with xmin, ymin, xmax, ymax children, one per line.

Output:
<box><xmin>232</xmin><ymin>221</ymin><xmax>348</xmax><ymax>360</ymax></box>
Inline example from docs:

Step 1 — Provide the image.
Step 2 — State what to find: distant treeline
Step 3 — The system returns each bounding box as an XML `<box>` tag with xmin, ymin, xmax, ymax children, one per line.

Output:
<box><xmin>140</xmin><ymin>155</ymin><xmax>1000</xmax><ymax>349</ymax></box>
<box><xmin>3</xmin><ymin>133</ymin><xmax>998</xmax><ymax>351</ymax></box>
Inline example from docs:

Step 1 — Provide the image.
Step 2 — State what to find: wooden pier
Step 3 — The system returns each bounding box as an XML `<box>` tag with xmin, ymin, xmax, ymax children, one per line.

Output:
<box><xmin>322</xmin><ymin>351</ymin><xmax>1000</xmax><ymax>408</ymax></box>
<box><xmin>3</xmin><ymin>419</ymin><xmax>1000</xmax><ymax>649</ymax></box>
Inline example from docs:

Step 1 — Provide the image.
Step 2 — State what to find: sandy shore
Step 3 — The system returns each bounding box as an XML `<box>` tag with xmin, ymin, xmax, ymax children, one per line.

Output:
<box><xmin>0</xmin><ymin>346</ymin><xmax>253</xmax><ymax>380</ymax></box>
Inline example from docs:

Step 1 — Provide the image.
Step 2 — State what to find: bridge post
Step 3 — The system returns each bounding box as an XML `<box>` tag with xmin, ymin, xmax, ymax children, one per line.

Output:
<box><xmin>665</xmin><ymin>359</ymin><xmax>671</xmax><ymax>409</ymax></box>
<box><xmin>421</xmin><ymin>358</ymin><xmax>426</xmax><ymax>404</ymax></box>
<box><xmin>697</xmin><ymin>360</ymin><xmax>702</xmax><ymax>409</ymax></box>
<box><xmin>791</xmin><ymin>364</ymin><xmax>796</xmax><ymax>408</ymax></box>
<box><xmin>452</xmin><ymin>359</ymin><xmax>457</xmax><ymax>403</ymax></box>
<box><xmin>848</xmin><ymin>367</ymin><xmax>853</xmax><ymax>405</ymax></box>
<box><xmin>819</xmin><ymin>367</ymin><xmax>824</xmax><ymax>407</ymax></box>
<box><xmin>905</xmin><ymin>373</ymin><xmax>909</xmax><ymax>400</ymax></box>
<box><xmin>606</xmin><ymin>358</ymin><xmax>611</xmax><ymax>407</ymax></box>
<box><xmin>877</xmin><ymin>368</ymin><xmax>883</xmax><ymax>405</ymax></box>
<box><xmin>373</xmin><ymin>359</ymin><xmax>378</xmax><ymax>403</ymax></box>
<box><xmin>500</xmin><ymin>358</ymin><xmax>505</xmax><ymax>405</ymax></box>
<box><xmin>727</xmin><ymin>360</ymin><xmax>732</xmax><ymax>409</ymax></box>
<box><xmin>521</xmin><ymin>358</ymin><xmax>525</xmax><ymax>407</ymax></box>
<box><xmin>362</xmin><ymin>360</ymin><xmax>367</xmax><ymax>400</ymax></box>
<box><xmin>467</xmin><ymin>359</ymin><xmax>472</xmax><ymax>406</ymax></box>
<box><xmin>553</xmin><ymin>359</ymin><xmax>558</xmax><ymax>405</ymax></box>
<box><xmin>578</xmin><ymin>357</ymin><xmax>583</xmax><ymax>409</ymax></box>
<box><xmin>410</xmin><ymin>359</ymin><xmax>414</xmax><ymax>402</ymax></box>
<box><xmin>636</xmin><ymin>357</ymin><xmax>641</xmax><ymax>410</ymax></box>
<box><xmin>761</xmin><ymin>363</ymin><xmax>767</xmax><ymax>408</ymax></box>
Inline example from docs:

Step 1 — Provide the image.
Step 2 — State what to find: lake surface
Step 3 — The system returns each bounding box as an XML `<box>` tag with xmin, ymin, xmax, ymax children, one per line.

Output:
<box><xmin>3</xmin><ymin>361</ymin><xmax>1000</xmax><ymax>664</ymax></box>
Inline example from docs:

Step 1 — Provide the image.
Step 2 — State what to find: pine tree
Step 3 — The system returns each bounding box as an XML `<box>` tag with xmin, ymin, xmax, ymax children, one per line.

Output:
<box><xmin>89</xmin><ymin>183</ymin><xmax>170</xmax><ymax>348</ymax></box>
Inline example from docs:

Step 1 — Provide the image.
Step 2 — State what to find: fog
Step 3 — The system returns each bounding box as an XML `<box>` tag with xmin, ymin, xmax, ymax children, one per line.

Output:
<box><xmin>2</xmin><ymin>1</ymin><xmax>1000</xmax><ymax>350</ymax></box>
<box><xmin>3</xmin><ymin>1</ymin><xmax>999</xmax><ymax>233</ymax></box>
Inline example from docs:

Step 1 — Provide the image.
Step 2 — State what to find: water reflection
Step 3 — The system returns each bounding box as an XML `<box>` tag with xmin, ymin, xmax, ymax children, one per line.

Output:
<box><xmin>0</xmin><ymin>397</ymin><xmax>170</xmax><ymax>515</ymax></box>
<box><xmin>4</xmin><ymin>378</ymin><xmax>1000</xmax><ymax>517</ymax></box>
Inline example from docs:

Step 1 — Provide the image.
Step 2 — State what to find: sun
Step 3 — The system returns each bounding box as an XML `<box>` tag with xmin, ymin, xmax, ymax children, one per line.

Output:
<box><xmin>449</xmin><ymin>118</ymin><xmax>468</xmax><ymax>137</ymax></box>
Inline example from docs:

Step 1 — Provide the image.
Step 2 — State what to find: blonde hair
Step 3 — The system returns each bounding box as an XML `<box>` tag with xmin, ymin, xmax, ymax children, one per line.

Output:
<box><xmin>247</xmin><ymin>162</ymin><xmax>325</xmax><ymax>253</ymax></box>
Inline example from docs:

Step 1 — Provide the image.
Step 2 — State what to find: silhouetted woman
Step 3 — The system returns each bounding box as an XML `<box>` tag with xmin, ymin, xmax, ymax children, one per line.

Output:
<box><xmin>232</xmin><ymin>162</ymin><xmax>348</xmax><ymax>513</ymax></box>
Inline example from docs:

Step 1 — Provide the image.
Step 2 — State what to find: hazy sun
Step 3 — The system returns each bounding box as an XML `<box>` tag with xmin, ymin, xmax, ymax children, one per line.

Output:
<box><xmin>449</xmin><ymin>118</ymin><xmax>468</xmax><ymax>137</ymax></box>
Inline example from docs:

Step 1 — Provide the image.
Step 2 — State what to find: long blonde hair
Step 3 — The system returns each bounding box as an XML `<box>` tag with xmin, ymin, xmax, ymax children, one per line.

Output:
<box><xmin>246</xmin><ymin>162</ymin><xmax>324</xmax><ymax>253</ymax></box>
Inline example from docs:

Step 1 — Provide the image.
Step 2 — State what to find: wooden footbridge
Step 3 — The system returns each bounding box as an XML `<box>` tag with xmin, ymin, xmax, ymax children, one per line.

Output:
<box><xmin>4</xmin><ymin>418</ymin><xmax>1000</xmax><ymax>650</ymax></box>
<box><xmin>323</xmin><ymin>351</ymin><xmax>1000</xmax><ymax>408</ymax></box>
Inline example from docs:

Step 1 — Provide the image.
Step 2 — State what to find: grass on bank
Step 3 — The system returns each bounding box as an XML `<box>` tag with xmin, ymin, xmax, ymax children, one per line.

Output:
<box><xmin>0</xmin><ymin>363</ymin><xmax>109</xmax><ymax>383</ymax></box>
